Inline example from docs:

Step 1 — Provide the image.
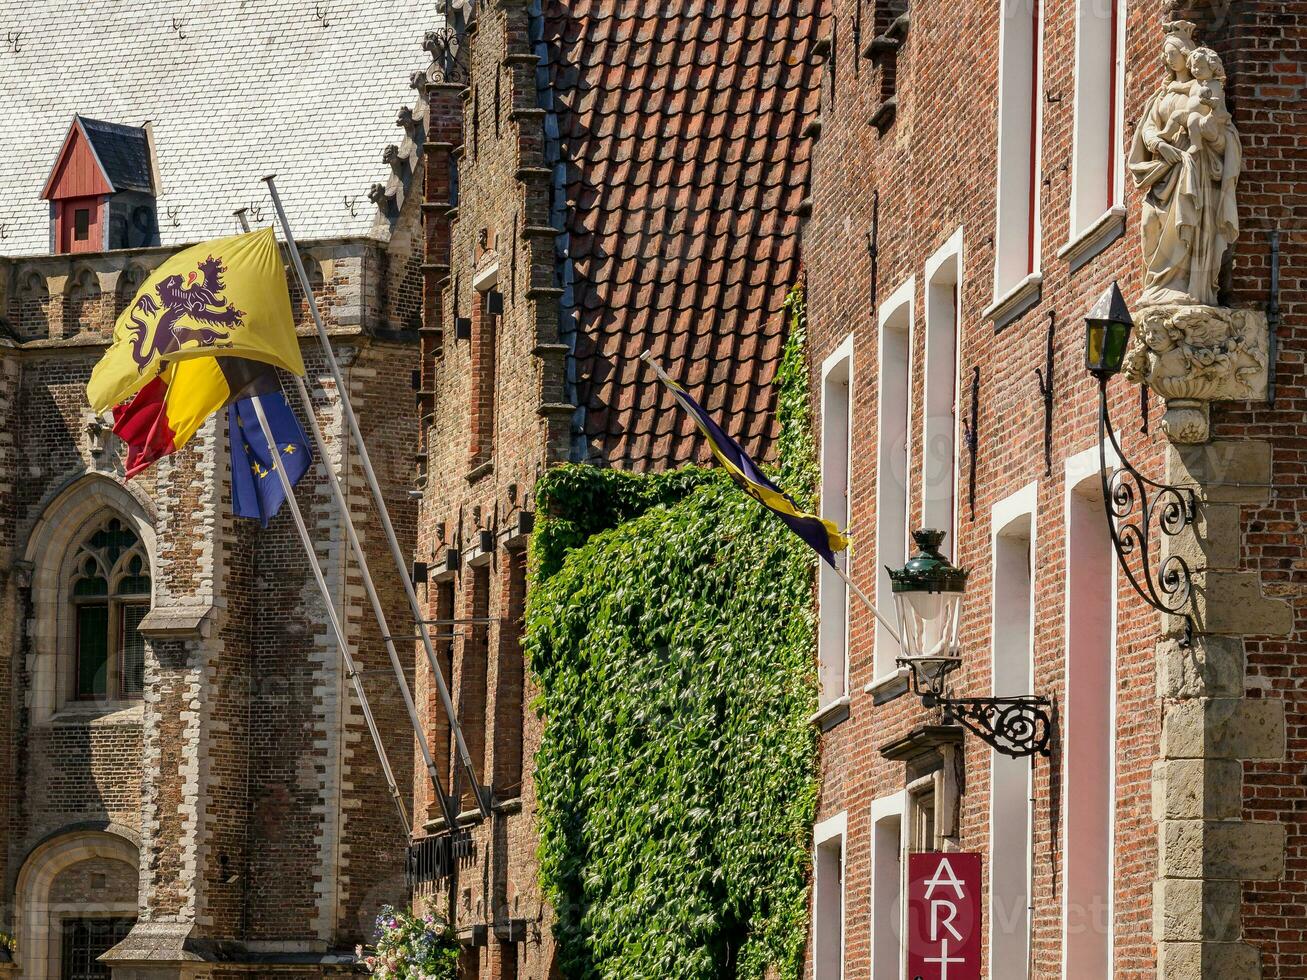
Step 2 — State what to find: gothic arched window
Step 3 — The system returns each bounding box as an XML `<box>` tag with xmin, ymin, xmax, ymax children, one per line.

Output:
<box><xmin>69</xmin><ymin>517</ymin><xmax>151</xmax><ymax>701</ymax></box>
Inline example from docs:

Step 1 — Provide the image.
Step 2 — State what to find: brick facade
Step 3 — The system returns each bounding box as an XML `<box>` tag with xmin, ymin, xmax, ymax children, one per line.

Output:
<box><xmin>802</xmin><ymin>1</ymin><xmax>1304</xmax><ymax>977</ymax></box>
<box><xmin>410</xmin><ymin>2</ymin><xmax>824</xmax><ymax>977</ymax></box>
<box><xmin>0</xmin><ymin>8</ymin><xmax>438</xmax><ymax>971</ymax></box>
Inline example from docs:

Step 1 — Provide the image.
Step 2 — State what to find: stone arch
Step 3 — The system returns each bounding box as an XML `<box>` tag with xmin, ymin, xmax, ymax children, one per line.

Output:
<box><xmin>65</xmin><ymin>267</ymin><xmax>103</xmax><ymax>337</ymax></box>
<box><xmin>12</xmin><ymin>268</ymin><xmax>50</xmax><ymax>340</ymax></box>
<box><xmin>13</xmin><ymin>826</ymin><xmax>139</xmax><ymax>980</ymax></box>
<box><xmin>22</xmin><ymin>474</ymin><xmax>156</xmax><ymax>722</ymax></box>
<box><xmin>115</xmin><ymin>263</ymin><xmax>150</xmax><ymax>317</ymax></box>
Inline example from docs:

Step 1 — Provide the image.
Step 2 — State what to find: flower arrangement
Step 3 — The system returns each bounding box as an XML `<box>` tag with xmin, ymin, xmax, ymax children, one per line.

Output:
<box><xmin>356</xmin><ymin>906</ymin><xmax>459</xmax><ymax>980</ymax></box>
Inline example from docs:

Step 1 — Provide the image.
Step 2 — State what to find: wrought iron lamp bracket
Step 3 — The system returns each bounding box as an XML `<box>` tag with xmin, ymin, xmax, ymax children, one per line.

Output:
<box><xmin>897</xmin><ymin>657</ymin><xmax>1054</xmax><ymax>759</ymax></box>
<box><xmin>1097</xmin><ymin>376</ymin><xmax>1198</xmax><ymax>646</ymax></box>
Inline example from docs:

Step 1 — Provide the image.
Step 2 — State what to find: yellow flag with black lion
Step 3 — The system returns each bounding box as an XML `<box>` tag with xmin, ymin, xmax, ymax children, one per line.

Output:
<box><xmin>86</xmin><ymin>227</ymin><xmax>304</xmax><ymax>414</ymax></box>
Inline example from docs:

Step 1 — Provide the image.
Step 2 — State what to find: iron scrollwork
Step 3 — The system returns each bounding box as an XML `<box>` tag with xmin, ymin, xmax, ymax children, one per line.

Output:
<box><xmin>1097</xmin><ymin>376</ymin><xmax>1198</xmax><ymax>645</ymax></box>
<box><xmin>941</xmin><ymin>697</ymin><xmax>1054</xmax><ymax>759</ymax></box>
<box><xmin>898</xmin><ymin>656</ymin><xmax>1053</xmax><ymax>759</ymax></box>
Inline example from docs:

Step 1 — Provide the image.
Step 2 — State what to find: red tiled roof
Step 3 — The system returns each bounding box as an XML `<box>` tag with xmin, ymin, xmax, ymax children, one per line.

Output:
<box><xmin>542</xmin><ymin>0</ymin><xmax>825</xmax><ymax>471</ymax></box>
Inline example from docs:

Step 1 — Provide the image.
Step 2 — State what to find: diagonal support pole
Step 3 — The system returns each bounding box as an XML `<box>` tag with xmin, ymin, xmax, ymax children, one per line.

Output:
<box><xmin>261</xmin><ymin>176</ymin><xmax>493</xmax><ymax>820</ymax></box>
<box><xmin>233</xmin><ymin>210</ymin><xmax>460</xmax><ymax>830</ymax></box>
<box><xmin>249</xmin><ymin>393</ymin><xmax>412</xmax><ymax>837</ymax></box>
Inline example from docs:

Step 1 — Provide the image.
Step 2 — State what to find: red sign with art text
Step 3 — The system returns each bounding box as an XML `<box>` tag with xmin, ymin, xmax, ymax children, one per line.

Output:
<box><xmin>906</xmin><ymin>852</ymin><xmax>982</xmax><ymax>980</ymax></box>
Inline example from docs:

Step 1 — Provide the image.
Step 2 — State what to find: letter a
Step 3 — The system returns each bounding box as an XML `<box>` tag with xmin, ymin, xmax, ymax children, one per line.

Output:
<box><xmin>923</xmin><ymin>856</ymin><xmax>966</xmax><ymax>899</ymax></box>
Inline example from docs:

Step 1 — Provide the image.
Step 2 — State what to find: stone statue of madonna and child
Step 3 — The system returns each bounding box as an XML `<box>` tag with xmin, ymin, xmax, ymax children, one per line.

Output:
<box><xmin>1122</xmin><ymin>20</ymin><xmax>1269</xmax><ymax>443</ymax></box>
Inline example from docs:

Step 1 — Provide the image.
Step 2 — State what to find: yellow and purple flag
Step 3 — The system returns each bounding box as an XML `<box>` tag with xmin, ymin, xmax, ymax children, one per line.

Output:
<box><xmin>647</xmin><ymin>357</ymin><xmax>849</xmax><ymax>567</ymax></box>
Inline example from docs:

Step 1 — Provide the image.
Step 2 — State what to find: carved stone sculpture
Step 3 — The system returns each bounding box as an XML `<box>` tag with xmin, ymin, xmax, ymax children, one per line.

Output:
<box><xmin>1123</xmin><ymin>305</ymin><xmax>1268</xmax><ymax>443</ymax></box>
<box><xmin>1124</xmin><ymin>20</ymin><xmax>1266</xmax><ymax>443</ymax></box>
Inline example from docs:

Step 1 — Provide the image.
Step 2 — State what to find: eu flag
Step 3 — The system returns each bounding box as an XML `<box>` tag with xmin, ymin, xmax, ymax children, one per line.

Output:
<box><xmin>229</xmin><ymin>392</ymin><xmax>312</xmax><ymax>527</ymax></box>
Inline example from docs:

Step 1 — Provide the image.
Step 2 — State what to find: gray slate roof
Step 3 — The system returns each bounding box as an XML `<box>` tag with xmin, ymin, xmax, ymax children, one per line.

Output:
<box><xmin>0</xmin><ymin>0</ymin><xmax>436</xmax><ymax>255</ymax></box>
<box><xmin>77</xmin><ymin>116</ymin><xmax>154</xmax><ymax>194</ymax></box>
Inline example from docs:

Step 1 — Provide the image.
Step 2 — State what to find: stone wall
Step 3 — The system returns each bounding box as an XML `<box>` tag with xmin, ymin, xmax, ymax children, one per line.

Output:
<box><xmin>0</xmin><ymin>233</ymin><xmax>423</xmax><ymax>973</ymax></box>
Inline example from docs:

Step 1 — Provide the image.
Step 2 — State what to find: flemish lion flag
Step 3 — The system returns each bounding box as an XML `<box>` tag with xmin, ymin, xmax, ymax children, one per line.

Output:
<box><xmin>645</xmin><ymin>355</ymin><xmax>850</xmax><ymax>567</ymax></box>
<box><xmin>86</xmin><ymin>227</ymin><xmax>304</xmax><ymax>414</ymax></box>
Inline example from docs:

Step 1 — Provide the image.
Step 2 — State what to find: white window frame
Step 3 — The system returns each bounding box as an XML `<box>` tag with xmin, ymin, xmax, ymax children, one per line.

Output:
<box><xmin>870</xmin><ymin>792</ymin><xmax>906</xmax><ymax>980</ymax></box>
<box><xmin>871</xmin><ymin>279</ymin><xmax>914</xmax><ymax>689</ymax></box>
<box><xmin>818</xmin><ymin>335</ymin><xmax>855</xmax><ymax>712</ymax></box>
<box><xmin>813</xmin><ymin>811</ymin><xmax>848</xmax><ymax>980</ymax></box>
<box><xmin>1060</xmin><ymin>0</ymin><xmax>1127</xmax><ymax>265</ymax></box>
<box><xmin>989</xmin><ymin>482</ymin><xmax>1038</xmax><ymax>980</ymax></box>
<box><xmin>1061</xmin><ymin>445</ymin><xmax>1119</xmax><ymax>978</ymax></box>
<box><xmin>988</xmin><ymin>0</ymin><xmax>1045</xmax><ymax>321</ymax></box>
<box><xmin>922</xmin><ymin>230</ymin><xmax>963</xmax><ymax>554</ymax></box>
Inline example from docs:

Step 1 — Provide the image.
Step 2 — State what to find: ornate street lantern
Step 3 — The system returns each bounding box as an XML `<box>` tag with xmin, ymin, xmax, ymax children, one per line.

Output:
<box><xmin>1084</xmin><ymin>281</ymin><xmax>1134</xmax><ymax>377</ymax></box>
<box><xmin>889</xmin><ymin>529</ymin><xmax>967</xmax><ymax>665</ymax></box>
<box><xmin>889</xmin><ymin>528</ymin><xmax>1052</xmax><ymax>759</ymax></box>
<box><xmin>1086</xmin><ymin>284</ymin><xmax>1198</xmax><ymax>646</ymax></box>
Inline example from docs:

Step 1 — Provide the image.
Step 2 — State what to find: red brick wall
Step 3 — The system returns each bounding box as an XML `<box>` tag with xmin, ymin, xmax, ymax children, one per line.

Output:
<box><xmin>804</xmin><ymin>0</ymin><xmax>1303</xmax><ymax>977</ymax></box>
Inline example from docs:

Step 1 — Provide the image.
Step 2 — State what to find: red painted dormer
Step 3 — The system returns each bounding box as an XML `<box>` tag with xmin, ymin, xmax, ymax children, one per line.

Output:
<box><xmin>42</xmin><ymin>115</ymin><xmax>158</xmax><ymax>254</ymax></box>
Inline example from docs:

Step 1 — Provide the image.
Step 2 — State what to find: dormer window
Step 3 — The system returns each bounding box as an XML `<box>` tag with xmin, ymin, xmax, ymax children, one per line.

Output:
<box><xmin>41</xmin><ymin>114</ymin><xmax>159</xmax><ymax>254</ymax></box>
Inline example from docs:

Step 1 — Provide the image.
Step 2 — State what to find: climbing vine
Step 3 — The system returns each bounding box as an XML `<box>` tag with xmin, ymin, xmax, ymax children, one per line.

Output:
<box><xmin>527</xmin><ymin>287</ymin><xmax>819</xmax><ymax>979</ymax></box>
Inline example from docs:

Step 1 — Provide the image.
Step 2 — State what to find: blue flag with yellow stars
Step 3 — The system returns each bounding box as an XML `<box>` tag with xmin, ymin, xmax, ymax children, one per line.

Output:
<box><xmin>229</xmin><ymin>391</ymin><xmax>312</xmax><ymax>528</ymax></box>
<box><xmin>646</xmin><ymin>356</ymin><xmax>849</xmax><ymax>568</ymax></box>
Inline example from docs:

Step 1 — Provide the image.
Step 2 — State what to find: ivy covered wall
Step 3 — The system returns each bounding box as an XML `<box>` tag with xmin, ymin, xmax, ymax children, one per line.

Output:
<box><xmin>526</xmin><ymin>291</ymin><xmax>821</xmax><ymax>979</ymax></box>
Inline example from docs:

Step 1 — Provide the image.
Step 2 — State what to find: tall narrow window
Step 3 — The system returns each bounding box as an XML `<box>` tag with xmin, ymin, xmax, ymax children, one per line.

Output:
<box><xmin>813</xmin><ymin>813</ymin><xmax>846</xmax><ymax>980</ymax></box>
<box><xmin>1063</xmin><ymin>460</ymin><xmax>1116</xmax><ymax>977</ymax></box>
<box><xmin>457</xmin><ymin>564</ymin><xmax>491</xmax><ymax>812</ymax></box>
<box><xmin>1068</xmin><ymin>0</ymin><xmax>1126</xmax><ymax>242</ymax></box>
<box><xmin>923</xmin><ymin>236</ymin><xmax>961</xmax><ymax>547</ymax></box>
<box><xmin>990</xmin><ymin>491</ymin><xmax>1036</xmax><ymax>979</ymax></box>
<box><xmin>871</xmin><ymin>794</ymin><xmax>904</xmax><ymax>980</ymax></box>
<box><xmin>494</xmin><ymin>549</ymin><xmax>527</xmax><ymax>797</ymax></box>
<box><xmin>874</xmin><ymin>284</ymin><xmax>912</xmax><ymax>682</ymax></box>
<box><xmin>69</xmin><ymin>517</ymin><xmax>151</xmax><ymax>703</ymax></box>
<box><xmin>433</xmin><ymin>579</ymin><xmax>457</xmax><ymax>801</ymax></box>
<box><xmin>819</xmin><ymin>338</ymin><xmax>854</xmax><ymax>708</ymax></box>
<box><xmin>993</xmin><ymin>0</ymin><xmax>1043</xmax><ymax>301</ymax></box>
<box><xmin>469</xmin><ymin>282</ymin><xmax>499</xmax><ymax>470</ymax></box>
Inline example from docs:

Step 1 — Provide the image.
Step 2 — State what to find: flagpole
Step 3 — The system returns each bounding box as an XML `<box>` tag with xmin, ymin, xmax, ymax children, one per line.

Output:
<box><xmin>232</xmin><ymin>209</ymin><xmax>461</xmax><ymax>831</ymax></box>
<box><xmin>261</xmin><ymin>176</ymin><xmax>493</xmax><ymax>820</ymax></box>
<box><xmin>831</xmin><ymin>562</ymin><xmax>901</xmax><ymax>645</ymax></box>
<box><xmin>249</xmin><ymin>393</ymin><xmax>412</xmax><ymax>837</ymax></box>
<box><xmin>639</xmin><ymin>351</ymin><xmax>902</xmax><ymax>646</ymax></box>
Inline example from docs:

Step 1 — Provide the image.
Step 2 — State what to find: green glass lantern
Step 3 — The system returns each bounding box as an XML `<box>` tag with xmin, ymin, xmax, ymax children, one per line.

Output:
<box><xmin>887</xmin><ymin>529</ymin><xmax>969</xmax><ymax>662</ymax></box>
<box><xmin>1084</xmin><ymin>281</ymin><xmax>1134</xmax><ymax>377</ymax></box>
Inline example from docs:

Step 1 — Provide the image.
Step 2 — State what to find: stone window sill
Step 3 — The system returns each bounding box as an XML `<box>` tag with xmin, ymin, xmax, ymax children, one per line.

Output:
<box><xmin>1057</xmin><ymin>206</ymin><xmax>1127</xmax><ymax>273</ymax></box>
<box><xmin>864</xmin><ymin>669</ymin><xmax>910</xmax><ymax>704</ymax></box>
<box><xmin>47</xmin><ymin>701</ymin><xmax>144</xmax><ymax>726</ymax></box>
<box><xmin>984</xmin><ymin>271</ymin><xmax>1043</xmax><ymax>331</ymax></box>
<box><xmin>466</xmin><ymin>459</ymin><xmax>494</xmax><ymax>484</ymax></box>
<box><xmin>808</xmin><ymin>694</ymin><xmax>851</xmax><ymax>732</ymax></box>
